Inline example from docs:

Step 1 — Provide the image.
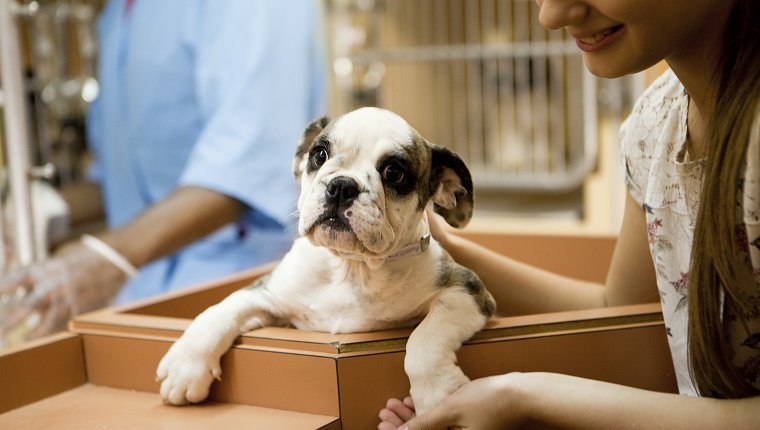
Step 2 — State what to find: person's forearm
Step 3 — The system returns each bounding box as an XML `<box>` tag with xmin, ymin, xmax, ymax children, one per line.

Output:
<box><xmin>99</xmin><ymin>186</ymin><xmax>246</xmax><ymax>267</ymax></box>
<box><xmin>444</xmin><ymin>234</ymin><xmax>606</xmax><ymax>316</ymax></box>
<box><xmin>515</xmin><ymin>372</ymin><xmax>759</xmax><ymax>430</ymax></box>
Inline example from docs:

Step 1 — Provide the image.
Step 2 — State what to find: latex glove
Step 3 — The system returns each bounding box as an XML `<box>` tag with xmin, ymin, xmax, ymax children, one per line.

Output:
<box><xmin>0</xmin><ymin>240</ymin><xmax>129</xmax><ymax>347</ymax></box>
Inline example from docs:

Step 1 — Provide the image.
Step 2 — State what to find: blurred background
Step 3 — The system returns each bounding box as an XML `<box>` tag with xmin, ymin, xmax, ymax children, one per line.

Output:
<box><xmin>0</xmin><ymin>0</ymin><xmax>662</xmax><ymax>275</ymax></box>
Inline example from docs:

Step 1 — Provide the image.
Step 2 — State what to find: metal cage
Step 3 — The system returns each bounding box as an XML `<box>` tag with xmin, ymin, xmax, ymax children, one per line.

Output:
<box><xmin>324</xmin><ymin>0</ymin><xmax>636</xmax><ymax>199</ymax></box>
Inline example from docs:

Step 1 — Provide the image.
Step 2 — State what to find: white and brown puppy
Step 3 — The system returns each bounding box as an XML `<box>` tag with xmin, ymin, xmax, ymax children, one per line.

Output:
<box><xmin>156</xmin><ymin>107</ymin><xmax>495</xmax><ymax>414</ymax></box>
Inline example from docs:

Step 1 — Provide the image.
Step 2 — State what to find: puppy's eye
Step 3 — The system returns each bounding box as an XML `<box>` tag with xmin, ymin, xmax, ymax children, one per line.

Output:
<box><xmin>382</xmin><ymin>163</ymin><xmax>405</xmax><ymax>185</ymax></box>
<box><xmin>310</xmin><ymin>147</ymin><xmax>329</xmax><ymax>168</ymax></box>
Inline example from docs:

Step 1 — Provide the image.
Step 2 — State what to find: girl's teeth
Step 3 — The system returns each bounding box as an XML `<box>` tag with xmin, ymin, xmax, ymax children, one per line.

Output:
<box><xmin>580</xmin><ymin>35</ymin><xmax>599</xmax><ymax>44</ymax></box>
<box><xmin>580</xmin><ymin>28</ymin><xmax>615</xmax><ymax>45</ymax></box>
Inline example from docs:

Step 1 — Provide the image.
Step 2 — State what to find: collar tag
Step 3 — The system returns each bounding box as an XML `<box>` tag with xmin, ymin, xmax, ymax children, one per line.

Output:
<box><xmin>419</xmin><ymin>233</ymin><xmax>430</xmax><ymax>252</ymax></box>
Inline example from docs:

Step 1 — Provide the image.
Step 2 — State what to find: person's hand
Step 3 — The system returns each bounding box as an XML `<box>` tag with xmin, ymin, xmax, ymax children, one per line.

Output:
<box><xmin>379</xmin><ymin>396</ymin><xmax>418</xmax><ymax>430</ymax></box>
<box><xmin>379</xmin><ymin>374</ymin><xmax>527</xmax><ymax>430</ymax></box>
<box><xmin>426</xmin><ymin>208</ymin><xmax>454</xmax><ymax>249</ymax></box>
<box><xmin>0</xmin><ymin>240</ymin><xmax>128</xmax><ymax>346</ymax></box>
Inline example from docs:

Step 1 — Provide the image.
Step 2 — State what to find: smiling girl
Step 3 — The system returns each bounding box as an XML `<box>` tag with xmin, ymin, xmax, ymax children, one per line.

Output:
<box><xmin>379</xmin><ymin>0</ymin><xmax>760</xmax><ymax>428</ymax></box>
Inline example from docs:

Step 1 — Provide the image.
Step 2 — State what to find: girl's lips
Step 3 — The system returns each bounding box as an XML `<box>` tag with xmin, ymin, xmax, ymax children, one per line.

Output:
<box><xmin>574</xmin><ymin>25</ymin><xmax>624</xmax><ymax>52</ymax></box>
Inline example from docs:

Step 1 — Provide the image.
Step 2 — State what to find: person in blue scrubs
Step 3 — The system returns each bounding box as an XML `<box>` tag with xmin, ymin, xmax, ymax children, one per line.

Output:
<box><xmin>0</xmin><ymin>0</ymin><xmax>326</xmax><ymax>342</ymax></box>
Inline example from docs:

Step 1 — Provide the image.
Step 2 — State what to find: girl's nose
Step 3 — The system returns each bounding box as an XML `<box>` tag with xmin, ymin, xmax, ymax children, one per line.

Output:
<box><xmin>536</xmin><ymin>0</ymin><xmax>589</xmax><ymax>30</ymax></box>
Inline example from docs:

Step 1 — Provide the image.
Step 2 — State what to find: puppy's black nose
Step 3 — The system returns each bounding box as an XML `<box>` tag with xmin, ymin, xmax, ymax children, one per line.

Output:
<box><xmin>325</xmin><ymin>176</ymin><xmax>360</xmax><ymax>208</ymax></box>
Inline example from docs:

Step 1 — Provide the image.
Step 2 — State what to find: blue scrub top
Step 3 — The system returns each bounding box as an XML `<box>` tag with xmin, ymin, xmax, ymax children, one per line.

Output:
<box><xmin>88</xmin><ymin>0</ymin><xmax>326</xmax><ymax>303</ymax></box>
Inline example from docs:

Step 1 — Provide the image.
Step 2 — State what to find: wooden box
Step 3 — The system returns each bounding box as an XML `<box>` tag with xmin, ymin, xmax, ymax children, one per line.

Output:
<box><xmin>0</xmin><ymin>233</ymin><xmax>676</xmax><ymax>429</ymax></box>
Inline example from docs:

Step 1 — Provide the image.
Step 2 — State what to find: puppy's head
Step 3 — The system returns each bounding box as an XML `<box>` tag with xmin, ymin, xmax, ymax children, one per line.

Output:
<box><xmin>293</xmin><ymin>107</ymin><xmax>473</xmax><ymax>258</ymax></box>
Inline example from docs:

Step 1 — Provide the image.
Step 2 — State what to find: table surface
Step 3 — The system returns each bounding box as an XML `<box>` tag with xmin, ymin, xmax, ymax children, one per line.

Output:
<box><xmin>0</xmin><ymin>384</ymin><xmax>339</xmax><ymax>430</ymax></box>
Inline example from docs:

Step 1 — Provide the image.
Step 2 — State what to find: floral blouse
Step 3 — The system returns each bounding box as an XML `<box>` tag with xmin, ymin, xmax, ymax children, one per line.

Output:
<box><xmin>620</xmin><ymin>70</ymin><xmax>760</xmax><ymax>396</ymax></box>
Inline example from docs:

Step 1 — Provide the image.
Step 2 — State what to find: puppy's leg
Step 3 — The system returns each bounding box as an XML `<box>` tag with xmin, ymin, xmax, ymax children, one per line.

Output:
<box><xmin>156</xmin><ymin>278</ymin><xmax>281</xmax><ymax>405</ymax></box>
<box><xmin>404</xmin><ymin>287</ymin><xmax>489</xmax><ymax>414</ymax></box>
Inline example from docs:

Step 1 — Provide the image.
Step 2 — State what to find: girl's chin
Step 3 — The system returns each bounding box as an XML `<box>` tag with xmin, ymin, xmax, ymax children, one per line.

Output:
<box><xmin>583</xmin><ymin>57</ymin><xmax>646</xmax><ymax>80</ymax></box>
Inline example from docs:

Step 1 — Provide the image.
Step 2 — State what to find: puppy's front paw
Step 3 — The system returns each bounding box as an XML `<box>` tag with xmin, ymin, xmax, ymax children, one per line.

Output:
<box><xmin>409</xmin><ymin>368</ymin><xmax>470</xmax><ymax>414</ymax></box>
<box><xmin>156</xmin><ymin>341</ymin><xmax>222</xmax><ymax>405</ymax></box>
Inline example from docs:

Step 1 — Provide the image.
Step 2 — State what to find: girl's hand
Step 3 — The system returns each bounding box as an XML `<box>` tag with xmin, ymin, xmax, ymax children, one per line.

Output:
<box><xmin>378</xmin><ymin>396</ymin><xmax>416</xmax><ymax>430</ymax></box>
<box><xmin>379</xmin><ymin>374</ymin><xmax>527</xmax><ymax>430</ymax></box>
<box><xmin>426</xmin><ymin>208</ymin><xmax>453</xmax><ymax>249</ymax></box>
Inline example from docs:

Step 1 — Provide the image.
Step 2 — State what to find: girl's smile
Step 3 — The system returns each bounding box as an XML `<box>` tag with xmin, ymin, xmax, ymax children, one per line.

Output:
<box><xmin>571</xmin><ymin>24</ymin><xmax>625</xmax><ymax>52</ymax></box>
<box><xmin>535</xmin><ymin>0</ymin><xmax>735</xmax><ymax>79</ymax></box>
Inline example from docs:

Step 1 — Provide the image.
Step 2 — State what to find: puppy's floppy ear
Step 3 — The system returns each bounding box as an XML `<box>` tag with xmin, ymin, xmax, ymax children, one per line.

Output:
<box><xmin>429</xmin><ymin>144</ymin><xmax>474</xmax><ymax>228</ymax></box>
<box><xmin>293</xmin><ymin>116</ymin><xmax>330</xmax><ymax>180</ymax></box>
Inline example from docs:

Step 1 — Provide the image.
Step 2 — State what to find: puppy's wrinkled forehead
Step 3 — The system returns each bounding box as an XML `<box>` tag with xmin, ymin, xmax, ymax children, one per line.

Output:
<box><xmin>328</xmin><ymin>107</ymin><xmax>419</xmax><ymax>158</ymax></box>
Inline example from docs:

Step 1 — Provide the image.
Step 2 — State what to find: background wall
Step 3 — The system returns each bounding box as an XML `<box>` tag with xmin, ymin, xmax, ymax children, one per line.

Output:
<box><xmin>323</xmin><ymin>0</ymin><xmax>662</xmax><ymax>236</ymax></box>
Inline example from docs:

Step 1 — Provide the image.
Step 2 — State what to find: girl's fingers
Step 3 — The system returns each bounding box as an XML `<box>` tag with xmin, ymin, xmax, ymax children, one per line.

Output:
<box><xmin>402</xmin><ymin>396</ymin><xmax>415</xmax><ymax>409</ymax></box>
<box><xmin>385</xmin><ymin>397</ymin><xmax>416</xmax><ymax>422</ymax></box>
<box><xmin>403</xmin><ymin>404</ymin><xmax>457</xmax><ymax>430</ymax></box>
<box><xmin>378</xmin><ymin>407</ymin><xmax>405</xmax><ymax>428</ymax></box>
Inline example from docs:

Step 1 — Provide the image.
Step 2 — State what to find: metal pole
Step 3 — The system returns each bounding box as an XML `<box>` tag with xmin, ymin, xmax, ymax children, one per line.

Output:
<box><xmin>0</xmin><ymin>0</ymin><xmax>38</xmax><ymax>267</ymax></box>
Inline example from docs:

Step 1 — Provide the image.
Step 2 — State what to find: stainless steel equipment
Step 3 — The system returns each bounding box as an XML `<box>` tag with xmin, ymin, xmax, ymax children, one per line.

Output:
<box><xmin>0</xmin><ymin>0</ymin><xmax>99</xmax><ymax>272</ymax></box>
<box><xmin>0</xmin><ymin>0</ymin><xmax>38</xmax><ymax>268</ymax></box>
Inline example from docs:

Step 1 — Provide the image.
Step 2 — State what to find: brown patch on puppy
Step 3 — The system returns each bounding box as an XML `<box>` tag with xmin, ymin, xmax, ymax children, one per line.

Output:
<box><xmin>429</xmin><ymin>145</ymin><xmax>474</xmax><ymax>228</ymax></box>
<box><xmin>293</xmin><ymin>116</ymin><xmax>331</xmax><ymax>179</ymax></box>
<box><xmin>436</xmin><ymin>255</ymin><xmax>495</xmax><ymax>316</ymax></box>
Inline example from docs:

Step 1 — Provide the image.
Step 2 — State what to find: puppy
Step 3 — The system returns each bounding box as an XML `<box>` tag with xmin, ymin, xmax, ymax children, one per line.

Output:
<box><xmin>156</xmin><ymin>107</ymin><xmax>495</xmax><ymax>414</ymax></box>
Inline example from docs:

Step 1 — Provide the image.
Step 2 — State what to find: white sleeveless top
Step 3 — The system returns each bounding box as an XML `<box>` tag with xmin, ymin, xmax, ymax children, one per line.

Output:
<box><xmin>620</xmin><ymin>70</ymin><xmax>760</xmax><ymax>396</ymax></box>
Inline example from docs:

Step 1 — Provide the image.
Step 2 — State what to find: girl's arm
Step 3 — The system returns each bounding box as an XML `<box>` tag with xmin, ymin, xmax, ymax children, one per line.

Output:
<box><xmin>435</xmin><ymin>192</ymin><xmax>659</xmax><ymax>316</ymax></box>
<box><xmin>398</xmin><ymin>372</ymin><xmax>759</xmax><ymax>430</ymax></box>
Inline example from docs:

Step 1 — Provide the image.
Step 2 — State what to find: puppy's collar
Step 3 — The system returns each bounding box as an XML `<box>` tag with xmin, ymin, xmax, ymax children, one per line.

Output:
<box><xmin>384</xmin><ymin>233</ymin><xmax>431</xmax><ymax>262</ymax></box>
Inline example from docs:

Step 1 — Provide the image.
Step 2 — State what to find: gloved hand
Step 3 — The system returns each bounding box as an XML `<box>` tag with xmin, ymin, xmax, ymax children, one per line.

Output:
<box><xmin>0</xmin><ymin>239</ymin><xmax>129</xmax><ymax>347</ymax></box>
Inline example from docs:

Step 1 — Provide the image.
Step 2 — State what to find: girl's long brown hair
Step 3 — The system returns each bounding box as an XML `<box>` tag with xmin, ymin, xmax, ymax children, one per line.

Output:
<box><xmin>688</xmin><ymin>0</ymin><xmax>760</xmax><ymax>398</ymax></box>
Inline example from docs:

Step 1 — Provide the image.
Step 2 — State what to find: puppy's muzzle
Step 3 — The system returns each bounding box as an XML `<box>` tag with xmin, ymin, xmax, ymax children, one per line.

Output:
<box><xmin>313</xmin><ymin>176</ymin><xmax>360</xmax><ymax>232</ymax></box>
<box><xmin>325</xmin><ymin>176</ymin><xmax>359</xmax><ymax>210</ymax></box>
